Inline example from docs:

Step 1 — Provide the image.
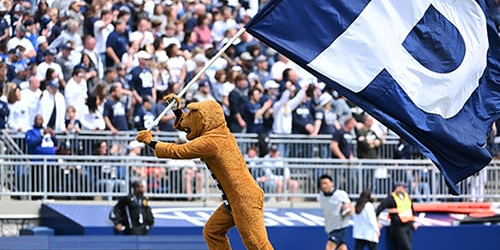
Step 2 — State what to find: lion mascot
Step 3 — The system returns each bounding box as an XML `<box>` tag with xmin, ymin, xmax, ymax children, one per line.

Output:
<box><xmin>136</xmin><ymin>96</ymin><xmax>274</xmax><ymax>250</ymax></box>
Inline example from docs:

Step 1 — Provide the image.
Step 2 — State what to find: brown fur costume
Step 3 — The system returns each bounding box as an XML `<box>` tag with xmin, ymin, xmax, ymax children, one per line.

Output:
<box><xmin>136</xmin><ymin>100</ymin><xmax>274</xmax><ymax>250</ymax></box>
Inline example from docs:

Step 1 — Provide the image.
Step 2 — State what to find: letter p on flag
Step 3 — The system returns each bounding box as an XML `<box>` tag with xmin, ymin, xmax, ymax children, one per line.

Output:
<box><xmin>245</xmin><ymin>0</ymin><xmax>500</xmax><ymax>194</ymax></box>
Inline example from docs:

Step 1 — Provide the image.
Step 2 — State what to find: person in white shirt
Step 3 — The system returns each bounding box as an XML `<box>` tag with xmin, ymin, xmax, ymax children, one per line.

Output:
<box><xmin>64</xmin><ymin>68</ymin><xmax>88</xmax><ymax>119</ymax></box>
<box><xmin>36</xmin><ymin>48</ymin><xmax>63</xmax><ymax>81</ymax></box>
<box><xmin>93</xmin><ymin>9</ymin><xmax>114</xmax><ymax>65</ymax></box>
<box><xmin>20</xmin><ymin>76</ymin><xmax>42</xmax><ymax>127</ymax></box>
<box><xmin>40</xmin><ymin>81</ymin><xmax>66</xmax><ymax>132</ymax></box>
<box><xmin>353</xmin><ymin>189</ymin><xmax>380</xmax><ymax>250</ymax></box>
<box><xmin>318</xmin><ymin>174</ymin><xmax>354</xmax><ymax>250</ymax></box>
<box><xmin>3</xmin><ymin>83</ymin><xmax>31</xmax><ymax>132</ymax></box>
<box><xmin>7</xmin><ymin>25</ymin><xmax>36</xmax><ymax>59</ymax></box>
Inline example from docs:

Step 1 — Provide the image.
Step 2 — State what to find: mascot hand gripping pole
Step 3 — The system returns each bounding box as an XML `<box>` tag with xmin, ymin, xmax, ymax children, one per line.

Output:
<box><xmin>136</xmin><ymin>95</ymin><xmax>274</xmax><ymax>250</ymax></box>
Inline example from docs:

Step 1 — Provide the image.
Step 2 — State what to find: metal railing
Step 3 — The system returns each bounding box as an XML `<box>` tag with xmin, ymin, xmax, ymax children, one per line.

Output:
<box><xmin>1</xmin><ymin>154</ymin><xmax>499</xmax><ymax>202</ymax></box>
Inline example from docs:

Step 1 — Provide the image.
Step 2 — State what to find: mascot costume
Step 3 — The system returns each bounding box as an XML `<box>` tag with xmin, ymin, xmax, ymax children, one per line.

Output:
<box><xmin>136</xmin><ymin>95</ymin><xmax>274</xmax><ymax>250</ymax></box>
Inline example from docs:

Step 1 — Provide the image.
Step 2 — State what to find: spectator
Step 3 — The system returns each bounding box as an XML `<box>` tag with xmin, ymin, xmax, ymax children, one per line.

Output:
<box><xmin>40</xmin><ymin>80</ymin><xmax>66</xmax><ymax>132</ymax></box>
<box><xmin>81</xmin><ymin>35</ymin><xmax>101</xmax><ymax>84</ymax></box>
<box><xmin>94</xmin><ymin>9</ymin><xmax>114</xmax><ymax>65</ymax></box>
<box><xmin>376</xmin><ymin>182</ymin><xmax>418</xmax><ymax>250</ymax></box>
<box><xmin>248</xmin><ymin>54</ymin><xmax>271</xmax><ymax>84</ymax></box>
<box><xmin>12</xmin><ymin>63</ymin><xmax>30</xmax><ymax>90</ymax></box>
<box><xmin>55</xmin><ymin>41</ymin><xmax>76</xmax><ymax>83</ymax></box>
<box><xmin>110</xmin><ymin>180</ymin><xmax>154</xmax><ymax>235</ymax></box>
<box><xmin>228</xmin><ymin>72</ymin><xmax>248</xmax><ymax>133</ymax></box>
<box><xmin>260</xmin><ymin>145</ymin><xmax>299</xmax><ymax>202</ymax></box>
<box><xmin>36</xmin><ymin>48</ymin><xmax>63</xmax><ymax>82</ymax></box>
<box><xmin>312</xmin><ymin>93</ymin><xmax>341</xmax><ymax>158</ymax></box>
<box><xmin>353</xmin><ymin>189</ymin><xmax>380</xmax><ymax>250</ymax></box>
<box><xmin>318</xmin><ymin>174</ymin><xmax>354</xmax><ymax>250</ymax></box>
<box><xmin>212</xmin><ymin>69</ymin><xmax>234</xmax><ymax>119</ymax></box>
<box><xmin>128</xmin><ymin>140</ymin><xmax>146</xmax><ymax>180</ymax></box>
<box><xmin>356</xmin><ymin>114</ymin><xmax>383</xmax><ymax>192</ymax></box>
<box><xmin>48</xmin><ymin>19</ymin><xmax>83</xmax><ymax>52</ymax></box>
<box><xmin>80</xmin><ymin>95</ymin><xmax>105</xmax><ymax>131</ymax></box>
<box><xmin>329</xmin><ymin>117</ymin><xmax>357</xmax><ymax>190</ymax></box>
<box><xmin>333</xmin><ymin>94</ymin><xmax>352</xmax><ymax>130</ymax></box>
<box><xmin>43</xmin><ymin>7</ymin><xmax>63</xmax><ymax>43</ymax></box>
<box><xmin>131</xmin><ymin>17</ymin><xmax>155</xmax><ymax>50</ymax></box>
<box><xmin>64</xmin><ymin>0</ymin><xmax>85</xmax><ymax>36</ymax></box>
<box><xmin>7</xmin><ymin>25</ymin><xmax>36</xmax><ymax>59</ymax></box>
<box><xmin>103</xmin><ymin>82</ymin><xmax>130</xmax><ymax>134</ymax></box>
<box><xmin>272</xmin><ymin>80</ymin><xmax>307</xmax><ymax>157</ymax></box>
<box><xmin>165</xmin><ymin>43</ymin><xmax>186</xmax><ymax>94</ymax></box>
<box><xmin>241</xmin><ymin>87</ymin><xmax>272</xmax><ymax>134</ymax></box>
<box><xmin>193</xmin><ymin>12</ymin><xmax>213</xmax><ymax>48</ymax></box>
<box><xmin>133</xmin><ymin>95</ymin><xmax>156</xmax><ymax>131</ymax></box>
<box><xmin>4</xmin><ymin>82</ymin><xmax>31</xmax><ymax>132</ymax></box>
<box><xmin>20</xmin><ymin>76</ymin><xmax>42</xmax><ymax>126</ymax></box>
<box><xmin>291</xmin><ymin>87</ymin><xmax>316</xmax><ymax>158</ymax></box>
<box><xmin>211</xmin><ymin>6</ymin><xmax>238</xmax><ymax>48</ymax></box>
<box><xmin>193</xmin><ymin>79</ymin><xmax>216</xmax><ymax>102</ymax></box>
<box><xmin>61</xmin><ymin>105</ymin><xmax>83</xmax><ymax>155</ymax></box>
<box><xmin>106</xmin><ymin>18</ymin><xmax>129</xmax><ymax>68</ymax></box>
<box><xmin>34</xmin><ymin>35</ymin><xmax>49</xmax><ymax>64</ymax></box>
<box><xmin>0</xmin><ymin>88</ymin><xmax>8</xmax><ymax>129</ymax></box>
<box><xmin>25</xmin><ymin>114</ymin><xmax>58</xmax><ymax>194</ymax></box>
<box><xmin>94</xmin><ymin>140</ymin><xmax>127</xmax><ymax>201</ymax></box>
<box><xmin>129</xmin><ymin>50</ymin><xmax>156</xmax><ymax>115</ymax></box>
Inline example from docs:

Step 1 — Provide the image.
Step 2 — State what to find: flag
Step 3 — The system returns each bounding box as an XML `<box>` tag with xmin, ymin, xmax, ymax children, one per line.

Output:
<box><xmin>245</xmin><ymin>0</ymin><xmax>500</xmax><ymax>194</ymax></box>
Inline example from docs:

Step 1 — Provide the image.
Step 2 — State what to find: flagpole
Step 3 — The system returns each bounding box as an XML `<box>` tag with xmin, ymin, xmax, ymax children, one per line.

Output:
<box><xmin>147</xmin><ymin>27</ymin><xmax>247</xmax><ymax>131</ymax></box>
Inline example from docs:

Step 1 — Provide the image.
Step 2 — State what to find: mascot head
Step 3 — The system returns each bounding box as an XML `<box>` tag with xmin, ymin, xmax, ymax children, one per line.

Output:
<box><xmin>174</xmin><ymin>100</ymin><xmax>226</xmax><ymax>140</ymax></box>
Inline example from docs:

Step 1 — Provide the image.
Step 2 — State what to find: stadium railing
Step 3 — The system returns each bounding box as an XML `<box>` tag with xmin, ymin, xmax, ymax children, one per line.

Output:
<box><xmin>1</xmin><ymin>154</ymin><xmax>499</xmax><ymax>202</ymax></box>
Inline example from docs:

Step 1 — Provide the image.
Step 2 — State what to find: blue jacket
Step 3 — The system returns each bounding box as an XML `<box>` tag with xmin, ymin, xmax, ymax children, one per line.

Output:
<box><xmin>25</xmin><ymin>127</ymin><xmax>57</xmax><ymax>156</ymax></box>
<box><xmin>0</xmin><ymin>99</ymin><xmax>9</xmax><ymax>129</ymax></box>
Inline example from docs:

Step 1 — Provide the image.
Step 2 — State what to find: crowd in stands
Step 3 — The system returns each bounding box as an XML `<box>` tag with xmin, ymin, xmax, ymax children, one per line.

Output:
<box><xmin>0</xmin><ymin>0</ymin><xmax>498</xmax><ymax>154</ymax></box>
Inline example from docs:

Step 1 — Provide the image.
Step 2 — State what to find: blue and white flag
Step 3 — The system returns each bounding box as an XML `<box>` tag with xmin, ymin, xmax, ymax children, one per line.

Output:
<box><xmin>246</xmin><ymin>0</ymin><xmax>500</xmax><ymax>194</ymax></box>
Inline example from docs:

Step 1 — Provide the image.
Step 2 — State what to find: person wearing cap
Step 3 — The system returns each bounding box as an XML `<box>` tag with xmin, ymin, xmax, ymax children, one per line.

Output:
<box><xmin>312</xmin><ymin>92</ymin><xmax>341</xmax><ymax>157</ymax></box>
<box><xmin>35</xmin><ymin>36</ymin><xmax>49</xmax><ymax>64</ymax></box>
<box><xmin>260</xmin><ymin>145</ymin><xmax>299</xmax><ymax>202</ymax></box>
<box><xmin>318</xmin><ymin>173</ymin><xmax>354</xmax><ymax>250</ymax></box>
<box><xmin>56</xmin><ymin>41</ymin><xmax>76</xmax><ymax>82</ymax></box>
<box><xmin>110</xmin><ymin>180</ymin><xmax>154</xmax><ymax>235</ymax></box>
<box><xmin>127</xmin><ymin>140</ymin><xmax>146</xmax><ymax>180</ymax></box>
<box><xmin>130</xmin><ymin>50</ymin><xmax>156</xmax><ymax>117</ymax></box>
<box><xmin>36</xmin><ymin>48</ymin><xmax>63</xmax><ymax>81</ymax></box>
<box><xmin>40</xmin><ymin>79</ymin><xmax>67</xmax><ymax>132</ymax></box>
<box><xmin>193</xmin><ymin>79</ymin><xmax>216</xmax><ymax>102</ymax></box>
<box><xmin>103</xmin><ymin>82</ymin><xmax>130</xmax><ymax>134</ymax></box>
<box><xmin>7</xmin><ymin>25</ymin><xmax>36</xmax><ymax>59</ymax></box>
<box><xmin>12</xmin><ymin>63</ymin><xmax>30</xmax><ymax>89</ymax></box>
<box><xmin>376</xmin><ymin>182</ymin><xmax>417</xmax><ymax>250</ymax></box>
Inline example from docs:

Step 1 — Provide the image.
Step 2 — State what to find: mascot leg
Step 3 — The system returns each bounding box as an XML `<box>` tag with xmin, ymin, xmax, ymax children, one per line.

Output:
<box><xmin>204</xmin><ymin>204</ymin><xmax>235</xmax><ymax>250</ymax></box>
<box><xmin>233</xmin><ymin>190</ymin><xmax>275</xmax><ymax>250</ymax></box>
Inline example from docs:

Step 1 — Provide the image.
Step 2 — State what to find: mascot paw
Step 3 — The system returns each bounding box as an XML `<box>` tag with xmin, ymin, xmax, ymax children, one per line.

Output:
<box><xmin>163</xmin><ymin>94</ymin><xmax>181</xmax><ymax>110</ymax></box>
<box><xmin>136</xmin><ymin>130</ymin><xmax>153</xmax><ymax>144</ymax></box>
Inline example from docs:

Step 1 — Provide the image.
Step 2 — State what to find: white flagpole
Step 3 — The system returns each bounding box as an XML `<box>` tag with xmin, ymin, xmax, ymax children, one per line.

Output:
<box><xmin>147</xmin><ymin>27</ymin><xmax>247</xmax><ymax>131</ymax></box>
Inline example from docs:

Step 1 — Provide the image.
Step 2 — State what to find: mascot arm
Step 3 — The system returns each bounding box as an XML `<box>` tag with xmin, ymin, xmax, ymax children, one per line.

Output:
<box><xmin>155</xmin><ymin>137</ymin><xmax>217</xmax><ymax>159</ymax></box>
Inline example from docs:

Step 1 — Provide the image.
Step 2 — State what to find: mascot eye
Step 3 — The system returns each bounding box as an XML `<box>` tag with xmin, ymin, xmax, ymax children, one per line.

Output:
<box><xmin>184</xmin><ymin>128</ymin><xmax>191</xmax><ymax>133</ymax></box>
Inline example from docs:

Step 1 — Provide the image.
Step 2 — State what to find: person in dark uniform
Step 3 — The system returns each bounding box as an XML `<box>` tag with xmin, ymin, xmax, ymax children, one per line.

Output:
<box><xmin>110</xmin><ymin>180</ymin><xmax>154</xmax><ymax>235</ymax></box>
<box><xmin>375</xmin><ymin>182</ymin><xmax>418</xmax><ymax>250</ymax></box>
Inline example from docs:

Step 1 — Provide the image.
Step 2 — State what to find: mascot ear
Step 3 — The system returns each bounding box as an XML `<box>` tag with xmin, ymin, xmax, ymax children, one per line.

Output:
<box><xmin>186</xmin><ymin>102</ymin><xmax>200</xmax><ymax>111</ymax></box>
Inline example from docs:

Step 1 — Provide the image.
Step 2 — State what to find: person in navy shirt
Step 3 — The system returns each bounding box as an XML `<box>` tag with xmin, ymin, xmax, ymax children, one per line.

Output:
<box><xmin>133</xmin><ymin>95</ymin><xmax>156</xmax><ymax>131</ymax></box>
<box><xmin>103</xmin><ymin>83</ymin><xmax>130</xmax><ymax>134</ymax></box>
<box><xmin>129</xmin><ymin>50</ymin><xmax>155</xmax><ymax>117</ymax></box>
<box><xmin>105</xmin><ymin>18</ymin><xmax>129</xmax><ymax>68</ymax></box>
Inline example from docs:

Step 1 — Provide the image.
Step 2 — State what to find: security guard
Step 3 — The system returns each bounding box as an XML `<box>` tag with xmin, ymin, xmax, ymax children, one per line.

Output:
<box><xmin>110</xmin><ymin>180</ymin><xmax>154</xmax><ymax>235</ymax></box>
<box><xmin>376</xmin><ymin>182</ymin><xmax>418</xmax><ymax>250</ymax></box>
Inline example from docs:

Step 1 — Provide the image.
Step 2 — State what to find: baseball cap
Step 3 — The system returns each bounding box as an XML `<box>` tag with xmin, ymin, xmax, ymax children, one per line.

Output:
<box><xmin>255</xmin><ymin>55</ymin><xmax>267</xmax><ymax>63</ymax></box>
<box><xmin>194</xmin><ymin>53</ymin><xmax>208</xmax><ymax>64</ymax></box>
<box><xmin>136</xmin><ymin>50</ymin><xmax>152</xmax><ymax>60</ymax></box>
<box><xmin>44</xmin><ymin>48</ymin><xmax>58</xmax><ymax>56</ymax></box>
<box><xmin>15</xmin><ymin>63</ymin><xmax>28</xmax><ymax>73</ymax></box>
<box><xmin>37</xmin><ymin>36</ymin><xmax>47</xmax><ymax>46</ymax></box>
<box><xmin>61</xmin><ymin>41</ymin><xmax>73</xmax><ymax>50</ymax></box>
<box><xmin>264</xmin><ymin>80</ymin><xmax>279</xmax><ymax>90</ymax></box>
<box><xmin>318</xmin><ymin>93</ymin><xmax>333</xmax><ymax>107</ymax></box>
<box><xmin>269</xmin><ymin>145</ymin><xmax>279</xmax><ymax>152</ymax></box>
<box><xmin>198</xmin><ymin>79</ymin><xmax>209</xmax><ymax>88</ymax></box>
<box><xmin>240</xmin><ymin>52</ymin><xmax>253</xmax><ymax>61</ymax></box>
<box><xmin>128</xmin><ymin>140</ymin><xmax>145</xmax><ymax>149</ymax></box>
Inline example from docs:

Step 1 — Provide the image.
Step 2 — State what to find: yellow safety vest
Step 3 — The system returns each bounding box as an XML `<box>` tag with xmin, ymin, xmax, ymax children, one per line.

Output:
<box><xmin>389</xmin><ymin>192</ymin><xmax>415</xmax><ymax>223</ymax></box>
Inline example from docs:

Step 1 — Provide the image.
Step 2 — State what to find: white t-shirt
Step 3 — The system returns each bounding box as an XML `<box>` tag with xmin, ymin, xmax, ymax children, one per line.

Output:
<box><xmin>36</xmin><ymin>62</ymin><xmax>63</xmax><ymax>81</ymax></box>
<box><xmin>94</xmin><ymin>21</ymin><xmax>114</xmax><ymax>53</ymax></box>
<box><xmin>318</xmin><ymin>189</ymin><xmax>351</xmax><ymax>233</ymax></box>
<box><xmin>353</xmin><ymin>202</ymin><xmax>380</xmax><ymax>243</ymax></box>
